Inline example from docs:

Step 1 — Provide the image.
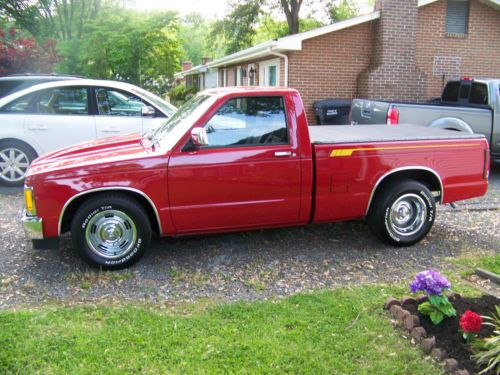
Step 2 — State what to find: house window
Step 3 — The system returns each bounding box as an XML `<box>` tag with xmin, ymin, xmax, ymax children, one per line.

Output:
<box><xmin>446</xmin><ymin>0</ymin><xmax>469</xmax><ymax>34</ymax></box>
<box><xmin>259</xmin><ymin>59</ymin><xmax>280</xmax><ymax>87</ymax></box>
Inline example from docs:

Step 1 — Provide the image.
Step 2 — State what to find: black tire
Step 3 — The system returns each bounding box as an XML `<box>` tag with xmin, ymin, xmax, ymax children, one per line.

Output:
<box><xmin>70</xmin><ymin>194</ymin><xmax>152</xmax><ymax>269</ymax></box>
<box><xmin>0</xmin><ymin>140</ymin><xmax>37</xmax><ymax>187</ymax></box>
<box><xmin>368</xmin><ymin>179</ymin><xmax>436</xmax><ymax>246</ymax></box>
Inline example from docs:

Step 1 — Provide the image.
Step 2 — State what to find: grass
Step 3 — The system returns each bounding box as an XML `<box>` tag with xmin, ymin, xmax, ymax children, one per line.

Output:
<box><xmin>450</xmin><ymin>252</ymin><xmax>500</xmax><ymax>276</ymax></box>
<box><xmin>0</xmin><ymin>285</ymin><xmax>441</xmax><ymax>375</ymax></box>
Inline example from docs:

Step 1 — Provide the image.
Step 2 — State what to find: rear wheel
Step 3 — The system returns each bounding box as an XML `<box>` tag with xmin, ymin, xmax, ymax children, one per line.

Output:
<box><xmin>0</xmin><ymin>141</ymin><xmax>37</xmax><ymax>187</ymax></box>
<box><xmin>71</xmin><ymin>194</ymin><xmax>152</xmax><ymax>269</ymax></box>
<box><xmin>368</xmin><ymin>180</ymin><xmax>436</xmax><ymax>246</ymax></box>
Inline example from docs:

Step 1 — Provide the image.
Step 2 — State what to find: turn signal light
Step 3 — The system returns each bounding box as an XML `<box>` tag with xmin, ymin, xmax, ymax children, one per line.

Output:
<box><xmin>24</xmin><ymin>186</ymin><xmax>36</xmax><ymax>215</ymax></box>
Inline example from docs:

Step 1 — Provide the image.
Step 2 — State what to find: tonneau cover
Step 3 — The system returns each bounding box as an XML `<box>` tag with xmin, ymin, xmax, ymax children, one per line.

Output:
<box><xmin>309</xmin><ymin>124</ymin><xmax>485</xmax><ymax>144</ymax></box>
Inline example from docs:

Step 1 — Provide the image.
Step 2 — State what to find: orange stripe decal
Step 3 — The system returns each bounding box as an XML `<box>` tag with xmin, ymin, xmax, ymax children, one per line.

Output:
<box><xmin>330</xmin><ymin>143</ymin><xmax>481</xmax><ymax>157</ymax></box>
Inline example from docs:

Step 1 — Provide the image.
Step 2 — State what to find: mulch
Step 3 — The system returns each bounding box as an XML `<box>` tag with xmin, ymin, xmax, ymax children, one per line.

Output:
<box><xmin>403</xmin><ymin>295</ymin><xmax>499</xmax><ymax>374</ymax></box>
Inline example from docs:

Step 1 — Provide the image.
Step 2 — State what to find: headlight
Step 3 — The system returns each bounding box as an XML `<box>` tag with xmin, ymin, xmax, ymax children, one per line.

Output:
<box><xmin>24</xmin><ymin>186</ymin><xmax>37</xmax><ymax>216</ymax></box>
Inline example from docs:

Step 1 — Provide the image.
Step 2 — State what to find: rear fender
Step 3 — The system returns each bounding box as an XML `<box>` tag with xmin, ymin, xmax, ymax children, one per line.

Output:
<box><xmin>428</xmin><ymin>118</ymin><xmax>474</xmax><ymax>133</ymax></box>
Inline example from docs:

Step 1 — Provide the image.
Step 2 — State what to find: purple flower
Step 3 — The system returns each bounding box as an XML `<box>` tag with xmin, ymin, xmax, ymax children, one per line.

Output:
<box><xmin>410</xmin><ymin>269</ymin><xmax>451</xmax><ymax>295</ymax></box>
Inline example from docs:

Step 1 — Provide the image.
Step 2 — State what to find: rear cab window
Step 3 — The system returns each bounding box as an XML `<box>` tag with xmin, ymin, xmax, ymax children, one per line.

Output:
<box><xmin>442</xmin><ymin>80</ymin><xmax>489</xmax><ymax>106</ymax></box>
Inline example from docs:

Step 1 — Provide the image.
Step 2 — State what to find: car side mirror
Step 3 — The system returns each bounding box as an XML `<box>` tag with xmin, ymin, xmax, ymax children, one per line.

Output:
<box><xmin>141</xmin><ymin>106</ymin><xmax>156</xmax><ymax>117</ymax></box>
<box><xmin>191</xmin><ymin>127</ymin><xmax>209</xmax><ymax>146</ymax></box>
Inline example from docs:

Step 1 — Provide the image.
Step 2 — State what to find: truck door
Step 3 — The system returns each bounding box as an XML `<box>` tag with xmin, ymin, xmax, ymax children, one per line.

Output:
<box><xmin>167</xmin><ymin>95</ymin><xmax>302</xmax><ymax>233</ymax></box>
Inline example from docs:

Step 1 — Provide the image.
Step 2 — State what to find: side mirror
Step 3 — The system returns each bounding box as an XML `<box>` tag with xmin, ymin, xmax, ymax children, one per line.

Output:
<box><xmin>141</xmin><ymin>106</ymin><xmax>156</xmax><ymax>117</ymax></box>
<box><xmin>191</xmin><ymin>127</ymin><xmax>209</xmax><ymax>146</ymax></box>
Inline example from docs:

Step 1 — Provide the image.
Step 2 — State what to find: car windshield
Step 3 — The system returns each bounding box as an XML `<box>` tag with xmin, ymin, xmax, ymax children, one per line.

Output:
<box><xmin>131</xmin><ymin>87</ymin><xmax>177</xmax><ymax>116</ymax></box>
<box><xmin>147</xmin><ymin>93</ymin><xmax>216</xmax><ymax>150</ymax></box>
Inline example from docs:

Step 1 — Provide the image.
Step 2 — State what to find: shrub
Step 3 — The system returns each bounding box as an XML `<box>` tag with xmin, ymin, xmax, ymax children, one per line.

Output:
<box><xmin>168</xmin><ymin>84</ymin><xmax>199</xmax><ymax>104</ymax></box>
<box><xmin>472</xmin><ymin>305</ymin><xmax>500</xmax><ymax>375</ymax></box>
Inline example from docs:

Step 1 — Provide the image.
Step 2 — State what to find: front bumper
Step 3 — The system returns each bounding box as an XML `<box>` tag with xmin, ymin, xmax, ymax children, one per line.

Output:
<box><xmin>22</xmin><ymin>210</ymin><xmax>44</xmax><ymax>240</ymax></box>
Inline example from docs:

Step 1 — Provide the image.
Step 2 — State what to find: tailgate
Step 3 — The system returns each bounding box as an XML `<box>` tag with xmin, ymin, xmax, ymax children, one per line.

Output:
<box><xmin>350</xmin><ymin>99</ymin><xmax>390</xmax><ymax>124</ymax></box>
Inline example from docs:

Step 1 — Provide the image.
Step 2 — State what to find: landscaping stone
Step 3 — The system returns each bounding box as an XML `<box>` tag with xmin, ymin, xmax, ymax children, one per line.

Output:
<box><xmin>389</xmin><ymin>304</ymin><xmax>402</xmax><ymax>318</ymax></box>
<box><xmin>400</xmin><ymin>296</ymin><xmax>416</xmax><ymax>305</ymax></box>
<box><xmin>421</xmin><ymin>337</ymin><xmax>435</xmax><ymax>353</ymax></box>
<box><xmin>396</xmin><ymin>308</ymin><xmax>410</xmax><ymax>323</ymax></box>
<box><xmin>404</xmin><ymin>314</ymin><xmax>420</xmax><ymax>331</ymax></box>
<box><xmin>444</xmin><ymin>358</ymin><xmax>459</xmax><ymax>373</ymax></box>
<box><xmin>385</xmin><ymin>297</ymin><xmax>400</xmax><ymax>310</ymax></box>
<box><xmin>411</xmin><ymin>326</ymin><xmax>426</xmax><ymax>342</ymax></box>
<box><xmin>416</xmin><ymin>295</ymin><xmax>428</xmax><ymax>304</ymax></box>
<box><xmin>431</xmin><ymin>347</ymin><xmax>447</xmax><ymax>362</ymax></box>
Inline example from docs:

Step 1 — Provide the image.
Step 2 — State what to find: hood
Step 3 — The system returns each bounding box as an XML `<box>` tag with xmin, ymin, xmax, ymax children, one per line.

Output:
<box><xmin>27</xmin><ymin>133</ymin><xmax>161</xmax><ymax>178</ymax></box>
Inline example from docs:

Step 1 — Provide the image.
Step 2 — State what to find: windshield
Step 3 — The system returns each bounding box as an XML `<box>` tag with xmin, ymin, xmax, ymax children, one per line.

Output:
<box><xmin>148</xmin><ymin>93</ymin><xmax>216</xmax><ymax>150</ymax></box>
<box><xmin>131</xmin><ymin>87</ymin><xmax>177</xmax><ymax>117</ymax></box>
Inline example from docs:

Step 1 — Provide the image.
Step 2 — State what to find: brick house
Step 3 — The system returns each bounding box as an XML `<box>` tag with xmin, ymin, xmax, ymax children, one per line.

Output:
<box><xmin>175</xmin><ymin>0</ymin><xmax>500</xmax><ymax>125</ymax></box>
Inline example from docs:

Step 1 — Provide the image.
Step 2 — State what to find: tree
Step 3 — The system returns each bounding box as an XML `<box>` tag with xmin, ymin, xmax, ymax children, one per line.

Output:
<box><xmin>0</xmin><ymin>0</ymin><xmax>103</xmax><ymax>42</ymax></box>
<box><xmin>179</xmin><ymin>13</ymin><xmax>212</xmax><ymax>65</ymax></box>
<box><xmin>328</xmin><ymin>0</ymin><xmax>358</xmax><ymax>22</ymax></box>
<box><xmin>280</xmin><ymin>0</ymin><xmax>303</xmax><ymax>35</ymax></box>
<box><xmin>0</xmin><ymin>27</ymin><xmax>60</xmax><ymax>74</ymax></box>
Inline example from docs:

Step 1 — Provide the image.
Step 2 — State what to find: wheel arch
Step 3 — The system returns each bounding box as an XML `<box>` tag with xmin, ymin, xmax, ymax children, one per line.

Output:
<box><xmin>428</xmin><ymin>117</ymin><xmax>474</xmax><ymax>133</ymax></box>
<box><xmin>366</xmin><ymin>167</ymin><xmax>443</xmax><ymax>216</ymax></box>
<box><xmin>0</xmin><ymin>137</ymin><xmax>40</xmax><ymax>157</ymax></box>
<box><xmin>59</xmin><ymin>187</ymin><xmax>162</xmax><ymax>236</ymax></box>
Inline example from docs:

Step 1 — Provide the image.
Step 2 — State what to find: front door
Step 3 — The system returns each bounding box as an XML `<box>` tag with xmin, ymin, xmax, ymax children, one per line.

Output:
<box><xmin>168</xmin><ymin>95</ymin><xmax>302</xmax><ymax>233</ymax></box>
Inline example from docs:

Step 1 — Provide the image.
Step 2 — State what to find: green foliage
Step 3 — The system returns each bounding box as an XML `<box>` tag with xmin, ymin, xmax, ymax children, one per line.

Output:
<box><xmin>0</xmin><ymin>286</ymin><xmax>441</xmax><ymax>374</ymax></box>
<box><xmin>168</xmin><ymin>84</ymin><xmax>199</xmax><ymax>104</ymax></box>
<box><xmin>57</xmin><ymin>7</ymin><xmax>182</xmax><ymax>95</ymax></box>
<box><xmin>329</xmin><ymin>0</ymin><xmax>359</xmax><ymax>22</ymax></box>
<box><xmin>418</xmin><ymin>295</ymin><xmax>456</xmax><ymax>325</ymax></box>
<box><xmin>472</xmin><ymin>305</ymin><xmax>500</xmax><ymax>375</ymax></box>
<box><xmin>208</xmin><ymin>0</ymin><xmax>263</xmax><ymax>55</ymax></box>
<box><xmin>179</xmin><ymin>13</ymin><xmax>211</xmax><ymax>65</ymax></box>
<box><xmin>253</xmin><ymin>14</ymin><xmax>322</xmax><ymax>44</ymax></box>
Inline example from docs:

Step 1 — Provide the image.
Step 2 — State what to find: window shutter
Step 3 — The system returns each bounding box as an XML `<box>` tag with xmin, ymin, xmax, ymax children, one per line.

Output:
<box><xmin>446</xmin><ymin>0</ymin><xmax>469</xmax><ymax>34</ymax></box>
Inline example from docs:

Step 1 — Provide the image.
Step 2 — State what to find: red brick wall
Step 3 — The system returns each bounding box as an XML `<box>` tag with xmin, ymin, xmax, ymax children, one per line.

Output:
<box><xmin>288</xmin><ymin>22</ymin><xmax>373</xmax><ymax>125</ymax></box>
<box><xmin>416</xmin><ymin>0</ymin><xmax>500</xmax><ymax>98</ymax></box>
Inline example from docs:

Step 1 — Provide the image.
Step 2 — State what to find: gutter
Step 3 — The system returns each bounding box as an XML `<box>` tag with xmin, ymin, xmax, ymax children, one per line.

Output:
<box><xmin>267</xmin><ymin>47</ymin><xmax>289</xmax><ymax>87</ymax></box>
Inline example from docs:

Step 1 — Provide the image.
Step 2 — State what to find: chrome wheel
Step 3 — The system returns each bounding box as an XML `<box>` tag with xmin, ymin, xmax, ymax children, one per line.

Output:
<box><xmin>85</xmin><ymin>209</ymin><xmax>137</xmax><ymax>259</ymax></box>
<box><xmin>0</xmin><ymin>147</ymin><xmax>30</xmax><ymax>183</ymax></box>
<box><xmin>389</xmin><ymin>193</ymin><xmax>427</xmax><ymax>237</ymax></box>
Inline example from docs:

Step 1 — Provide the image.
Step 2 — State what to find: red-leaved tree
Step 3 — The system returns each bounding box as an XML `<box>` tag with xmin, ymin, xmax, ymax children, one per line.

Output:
<box><xmin>0</xmin><ymin>27</ymin><xmax>60</xmax><ymax>75</ymax></box>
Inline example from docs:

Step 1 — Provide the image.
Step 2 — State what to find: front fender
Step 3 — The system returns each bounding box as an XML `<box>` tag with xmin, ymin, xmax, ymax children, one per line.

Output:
<box><xmin>428</xmin><ymin>117</ymin><xmax>474</xmax><ymax>134</ymax></box>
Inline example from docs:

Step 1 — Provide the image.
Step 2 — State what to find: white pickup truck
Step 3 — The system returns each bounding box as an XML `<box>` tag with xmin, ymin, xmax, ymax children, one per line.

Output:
<box><xmin>350</xmin><ymin>78</ymin><xmax>500</xmax><ymax>160</ymax></box>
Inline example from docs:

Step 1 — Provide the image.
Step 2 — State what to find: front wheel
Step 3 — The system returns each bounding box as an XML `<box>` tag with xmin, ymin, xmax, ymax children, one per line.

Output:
<box><xmin>368</xmin><ymin>180</ymin><xmax>436</xmax><ymax>246</ymax></box>
<box><xmin>71</xmin><ymin>194</ymin><xmax>152</xmax><ymax>269</ymax></box>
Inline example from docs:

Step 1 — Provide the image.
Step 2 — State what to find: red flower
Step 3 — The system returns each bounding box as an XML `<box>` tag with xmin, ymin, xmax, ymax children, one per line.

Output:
<box><xmin>459</xmin><ymin>310</ymin><xmax>483</xmax><ymax>333</ymax></box>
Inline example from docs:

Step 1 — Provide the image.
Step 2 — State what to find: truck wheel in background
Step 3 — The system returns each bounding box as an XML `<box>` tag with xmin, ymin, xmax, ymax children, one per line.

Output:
<box><xmin>70</xmin><ymin>194</ymin><xmax>152</xmax><ymax>269</ymax></box>
<box><xmin>368</xmin><ymin>180</ymin><xmax>435</xmax><ymax>246</ymax></box>
<box><xmin>0</xmin><ymin>140</ymin><xmax>37</xmax><ymax>187</ymax></box>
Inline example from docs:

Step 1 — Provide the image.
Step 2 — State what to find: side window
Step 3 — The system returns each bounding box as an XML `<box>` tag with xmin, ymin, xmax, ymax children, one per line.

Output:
<box><xmin>0</xmin><ymin>87</ymin><xmax>88</xmax><ymax>115</ymax></box>
<box><xmin>37</xmin><ymin>87</ymin><xmax>88</xmax><ymax>115</ymax></box>
<box><xmin>96</xmin><ymin>88</ymin><xmax>146</xmax><ymax>116</ymax></box>
<box><xmin>469</xmin><ymin>82</ymin><xmax>488</xmax><ymax>105</ymax></box>
<box><xmin>204</xmin><ymin>96</ymin><xmax>288</xmax><ymax>147</ymax></box>
<box><xmin>0</xmin><ymin>92</ymin><xmax>38</xmax><ymax>113</ymax></box>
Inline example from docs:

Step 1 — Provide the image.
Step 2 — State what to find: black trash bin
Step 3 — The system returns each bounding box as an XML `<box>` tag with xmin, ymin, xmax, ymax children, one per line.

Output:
<box><xmin>313</xmin><ymin>99</ymin><xmax>352</xmax><ymax>125</ymax></box>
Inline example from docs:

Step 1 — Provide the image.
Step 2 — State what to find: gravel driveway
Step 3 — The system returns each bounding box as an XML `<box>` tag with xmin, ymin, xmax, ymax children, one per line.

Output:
<box><xmin>1</xmin><ymin>163</ymin><xmax>499</xmax><ymax>309</ymax></box>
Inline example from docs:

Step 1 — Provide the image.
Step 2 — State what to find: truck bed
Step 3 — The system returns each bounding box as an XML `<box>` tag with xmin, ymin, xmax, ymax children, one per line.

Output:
<box><xmin>309</xmin><ymin>124</ymin><xmax>485</xmax><ymax>144</ymax></box>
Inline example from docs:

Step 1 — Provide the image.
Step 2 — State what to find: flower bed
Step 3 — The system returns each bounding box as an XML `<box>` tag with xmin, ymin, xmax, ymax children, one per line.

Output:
<box><xmin>385</xmin><ymin>269</ymin><xmax>499</xmax><ymax>374</ymax></box>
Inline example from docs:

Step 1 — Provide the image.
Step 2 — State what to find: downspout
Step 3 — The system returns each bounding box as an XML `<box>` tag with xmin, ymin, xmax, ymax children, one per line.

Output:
<box><xmin>267</xmin><ymin>47</ymin><xmax>288</xmax><ymax>87</ymax></box>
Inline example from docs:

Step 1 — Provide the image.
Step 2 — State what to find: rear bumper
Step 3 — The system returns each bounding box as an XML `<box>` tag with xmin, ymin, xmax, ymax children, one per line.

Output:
<box><xmin>22</xmin><ymin>210</ymin><xmax>43</xmax><ymax>240</ymax></box>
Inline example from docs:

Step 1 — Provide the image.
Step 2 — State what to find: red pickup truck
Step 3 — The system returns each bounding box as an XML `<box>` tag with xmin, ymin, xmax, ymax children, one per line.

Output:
<box><xmin>22</xmin><ymin>87</ymin><xmax>490</xmax><ymax>269</ymax></box>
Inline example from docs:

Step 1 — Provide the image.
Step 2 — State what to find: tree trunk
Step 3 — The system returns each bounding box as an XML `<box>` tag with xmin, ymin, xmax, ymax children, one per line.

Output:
<box><xmin>280</xmin><ymin>0</ymin><xmax>303</xmax><ymax>35</ymax></box>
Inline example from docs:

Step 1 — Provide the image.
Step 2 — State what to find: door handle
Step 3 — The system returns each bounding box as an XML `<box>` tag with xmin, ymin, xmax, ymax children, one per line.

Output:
<box><xmin>274</xmin><ymin>151</ymin><xmax>292</xmax><ymax>158</ymax></box>
<box><xmin>101</xmin><ymin>127</ymin><xmax>121</xmax><ymax>133</ymax></box>
<box><xmin>28</xmin><ymin>124</ymin><xmax>48</xmax><ymax>130</ymax></box>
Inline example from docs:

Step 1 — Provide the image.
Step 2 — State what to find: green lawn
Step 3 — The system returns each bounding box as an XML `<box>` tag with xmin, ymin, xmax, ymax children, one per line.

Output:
<box><xmin>451</xmin><ymin>253</ymin><xmax>500</xmax><ymax>276</ymax></box>
<box><xmin>0</xmin><ymin>286</ymin><xmax>441</xmax><ymax>375</ymax></box>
